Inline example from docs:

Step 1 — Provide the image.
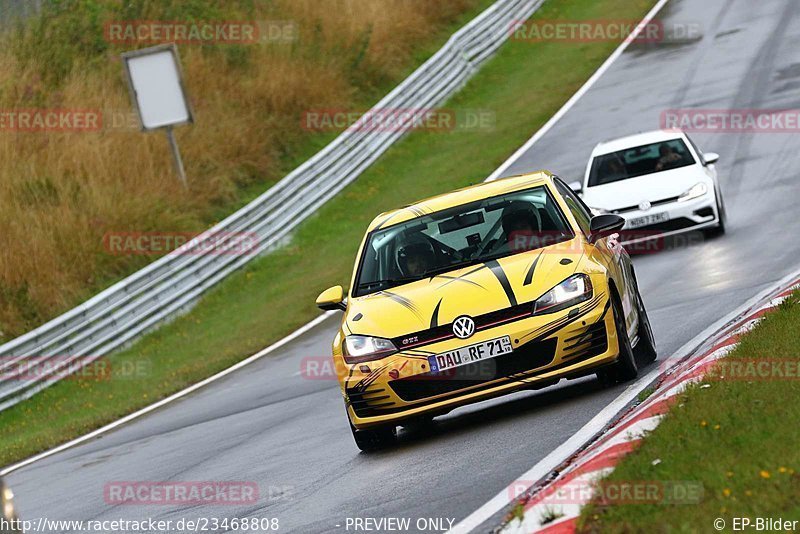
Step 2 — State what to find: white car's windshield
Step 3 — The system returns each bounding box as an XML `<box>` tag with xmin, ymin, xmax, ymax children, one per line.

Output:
<box><xmin>588</xmin><ymin>138</ymin><xmax>695</xmax><ymax>187</ymax></box>
<box><xmin>353</xmin><ymin>186</ymin><xmax>574</xmax><ymax>296</ymax></box>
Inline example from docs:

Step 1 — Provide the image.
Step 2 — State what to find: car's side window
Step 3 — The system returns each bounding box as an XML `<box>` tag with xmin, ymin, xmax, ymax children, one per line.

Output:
<box><xmin>555</xmin><ymin>178</ymin><xmax>592</xmax><ymax>235</ymax></box>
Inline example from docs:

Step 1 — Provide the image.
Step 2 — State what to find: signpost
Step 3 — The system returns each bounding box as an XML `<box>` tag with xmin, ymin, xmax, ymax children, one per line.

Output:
<box><xmin>122</xmin><ymin>44</ymin><xmax>193</xmax><ymax>188</ymax></box>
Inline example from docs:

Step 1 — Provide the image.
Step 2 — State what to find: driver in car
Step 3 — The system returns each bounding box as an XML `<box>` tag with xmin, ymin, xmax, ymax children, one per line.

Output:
<box><xmin>501</xmin><ymin>202</ymin><xmax>541</xmax><ymax>252</ymax></box>
<box><xmin>397</xmin><ymin>240</ymin><xmax>435</xmax><ymax>277</ymax></box>
<box><xmin>655</xmin><ymin>144</ymin><xmax>682</xmax><ymax>171</ymax></box>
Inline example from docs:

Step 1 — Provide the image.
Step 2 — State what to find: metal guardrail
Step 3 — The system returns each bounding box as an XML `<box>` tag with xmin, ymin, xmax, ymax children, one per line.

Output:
<box><xmin>0</xmin><ymin>0</ymin><xmax>544</xmax><ymax>411</ymax></box>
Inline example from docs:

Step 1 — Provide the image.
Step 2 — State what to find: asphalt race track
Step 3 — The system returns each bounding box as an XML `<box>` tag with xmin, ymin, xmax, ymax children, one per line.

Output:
<box><xmin>9</xmin><ymin>0</ymin><xmax>800</xmax><ymax>532</ymax></box>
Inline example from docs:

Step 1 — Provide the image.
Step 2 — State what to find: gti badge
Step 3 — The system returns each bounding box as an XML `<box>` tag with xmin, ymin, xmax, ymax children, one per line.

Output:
<box><xmin>452</xmin><ymin>315</ymin><xmax>476</xmax><ymax>339</ymax></box>
<box><xmin>638</xmin><ymin>200</ymin><xmax>652</xmax><ymax>211</ymax></box>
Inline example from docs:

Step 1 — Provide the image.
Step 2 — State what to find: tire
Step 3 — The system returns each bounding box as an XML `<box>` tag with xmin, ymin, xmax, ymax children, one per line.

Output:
<box><xmin>704</xmin><ymin>193</ymin><xmax>726</xmax><ymax>237</ymax></box>
<box><xmin>598</xmin><ymin>292</ymin><xmax>638</xmax><ymax>384</ymax></box>
<box><xmin>350</xmin><ymin>421</ymin><xmax>396</xmax><ymax>452</ymax></box>
<box><xmin>633</xmin><ymin>285</ymin><xmax>658</xmax><ymax>364</ymax></box>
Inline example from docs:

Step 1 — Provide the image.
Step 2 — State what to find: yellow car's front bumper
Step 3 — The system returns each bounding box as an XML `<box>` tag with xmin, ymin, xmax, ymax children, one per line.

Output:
<box><xmin>344</xmin><ymin>291</ymin><xmax>619</xmax><ymax>429</ymax></box>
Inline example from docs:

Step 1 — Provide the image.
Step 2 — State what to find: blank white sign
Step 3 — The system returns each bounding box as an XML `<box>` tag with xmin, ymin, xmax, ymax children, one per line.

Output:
<box><xmin>125</xmin><ymin>48</ymin><xmax>191</xmax><ymax>130</ymax></box>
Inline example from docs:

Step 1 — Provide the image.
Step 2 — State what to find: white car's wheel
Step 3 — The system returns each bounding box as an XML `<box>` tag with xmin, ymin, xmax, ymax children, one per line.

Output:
<box><xmin>716</xmin><ymin>191</ymin><xmax>727</xmax><ymax>233</ymax></box>
<box><xmin>704</xmin><ymin>189</ymin><xmax>726</xmax><ymax>237</ymax></box>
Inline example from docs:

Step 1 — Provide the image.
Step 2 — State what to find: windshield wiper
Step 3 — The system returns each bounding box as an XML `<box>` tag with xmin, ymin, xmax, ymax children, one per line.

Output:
<box><xmin>419</xmin><ymin>264</ymin><xmax>469</xmax><ymax>278</ymax></box>
<box><xmin>357</xmin><ymin>275</ymin><xmax>426</xmax><ymax>290</ymax></box>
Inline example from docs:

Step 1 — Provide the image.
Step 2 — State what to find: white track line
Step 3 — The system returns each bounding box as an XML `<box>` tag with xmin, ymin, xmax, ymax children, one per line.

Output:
<box><xmin>0</xmin><ymin>311</ymin><xmax>336</xmax><ymax>476</ymax></box>
<box><xmin>484</xmin><ymin>0</ymin><xmax>672</xmax><ymax>182</ymax></box>
<box><xmin>448</xmin><ymin>268</ymin><xmax>800</xmax><ymax>533</ymax></box>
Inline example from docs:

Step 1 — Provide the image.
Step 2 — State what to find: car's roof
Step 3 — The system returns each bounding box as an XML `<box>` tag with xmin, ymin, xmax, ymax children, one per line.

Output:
<box><xmin>591</xmin><ymin>129</ymin><xmax>686</xmax><ymax>156</ymax></box>
<box><xmin>367</xmin><ymin>170</ymin><xmax>554</xmax><ymax>232</ymax></box>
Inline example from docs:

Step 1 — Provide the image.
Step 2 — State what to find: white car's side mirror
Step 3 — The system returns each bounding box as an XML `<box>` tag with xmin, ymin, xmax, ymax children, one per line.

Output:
<box><xmin>703</xmin><ymin>152</ymin><xmax>719</xmax><ymax>165</ymax></box>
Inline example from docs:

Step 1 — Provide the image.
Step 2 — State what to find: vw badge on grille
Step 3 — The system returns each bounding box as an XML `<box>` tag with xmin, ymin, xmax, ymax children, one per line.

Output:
<box><xmin>452</xmin><ymin>316</ymin><xmax>476</xmax><ymax>339</ymax></box>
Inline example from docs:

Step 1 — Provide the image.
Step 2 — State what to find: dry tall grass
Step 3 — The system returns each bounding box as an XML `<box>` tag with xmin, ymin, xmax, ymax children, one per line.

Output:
<box><xmin>0</xmin><ymin>0</ymin><xmax>479</xmax><ymax>341</ymax></box>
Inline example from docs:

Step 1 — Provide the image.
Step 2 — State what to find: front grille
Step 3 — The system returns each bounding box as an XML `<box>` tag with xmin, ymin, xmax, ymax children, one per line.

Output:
<box><xmin>392</xmin><ymin>301</ymin><xmax>532</xmax><ymax>350</ymax></box>
<box><xmin>389</xmin><ymin>338</ymin><xmax>558</xmax><ymax>402</ymax></box>
<box><xmin>613</xmin><ymin>196</ymin><xmax>681</xmax><ymax>214</ymax></box>
<box><xmin>561</xmin><ymin>321</ymin><xmax>608</xmax><ymax>362</ymax></box>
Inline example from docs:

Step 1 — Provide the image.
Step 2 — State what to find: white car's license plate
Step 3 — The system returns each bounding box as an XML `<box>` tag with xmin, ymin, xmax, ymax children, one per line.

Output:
<box><xmin>626</xmin><ymin>212</ymin><xmax>670</xmax><ymax>229</ymax></box>
<box><xmin>428</xmin><ymin>336</ymin><xmax>513</xmax><ymax>373</ymax></box>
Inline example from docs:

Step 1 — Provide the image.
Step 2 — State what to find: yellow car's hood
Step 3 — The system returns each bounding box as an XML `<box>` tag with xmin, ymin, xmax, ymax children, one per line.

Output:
<box><xmin>347</xmin><ymin>241</ymin><xmax>585</xmax><ymax>339</ymax></box>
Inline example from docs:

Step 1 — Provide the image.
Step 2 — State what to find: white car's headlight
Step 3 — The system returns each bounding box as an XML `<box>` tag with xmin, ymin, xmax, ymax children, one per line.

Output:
<box><xmin>590</xmin><ymin>207</ymin><xmax>609</xmax><ymax>216</ymax></box>
<box><xmin>677</xmin><ymin>182</ymin><xmax>708</xmax><ymax>202</ymax></box>
<box><xmin>344</xmin><ymin>335</ymin><xmax>397</xmax><ymax>364</ymax></box>
<box><xmin>533</xmin><ymin>274</ymin><xmax>593</xmax><ymax>315</ymax></box>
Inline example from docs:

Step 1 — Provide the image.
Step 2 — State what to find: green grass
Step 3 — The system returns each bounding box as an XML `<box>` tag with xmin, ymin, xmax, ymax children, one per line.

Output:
<box><xmin>0</xmin><ymin>0</ymin><xmax>657</xmax><ymax>467</ymax></box>
<box><xmin>578</xmin><ymin>291</ymin><xmax>800</xmax><ymax>532</ymax></box>
<box><xmin>637</xmin><ymin>385</ymin><xmax>656</xmax><ymax>403</ymax></box>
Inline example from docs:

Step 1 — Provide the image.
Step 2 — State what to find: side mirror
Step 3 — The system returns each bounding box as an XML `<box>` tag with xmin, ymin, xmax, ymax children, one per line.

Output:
<box><xmin>703</xmin><ymin>152</ymin><xmax>719</xmax><ymax>165</ymax></box>
<box><xmin>316</xmin><ymin>285</ymin><xmax>346</xmax><ymax>311</ymax></box>
<box><xmin>568</xmin><ymin>181</ymin><xmax>583</xmax><ymax>195</ymax></box>
<box><xmin>589</xmin><ymin>214</ymin><xmax>626</xmax><ymax>244</ymax></box>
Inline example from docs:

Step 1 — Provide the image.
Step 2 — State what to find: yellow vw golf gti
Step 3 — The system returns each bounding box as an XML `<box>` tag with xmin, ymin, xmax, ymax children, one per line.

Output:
<box><xmin>316</xmin><ymin>171</ymin><xmax>657</xmax><ymax>451</ymax></box>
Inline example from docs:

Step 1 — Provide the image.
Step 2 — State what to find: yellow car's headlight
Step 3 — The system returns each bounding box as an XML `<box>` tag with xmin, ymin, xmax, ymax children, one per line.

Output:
<box><xmin>344</xmin><ymin>335</ymin><xmax>397</xmax><ymax>364</ymax></box>
<box><xmin>533</xmin><ymin>274</ymin><xmax>593</xmax><ymax>315</ymax></box>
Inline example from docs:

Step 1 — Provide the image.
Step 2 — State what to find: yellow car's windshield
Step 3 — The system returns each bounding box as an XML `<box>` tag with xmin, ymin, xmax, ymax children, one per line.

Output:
<box><xmin>354</xmin><ymin>186</ymin><xmax>574</xmax><ymax>296</ymax></box>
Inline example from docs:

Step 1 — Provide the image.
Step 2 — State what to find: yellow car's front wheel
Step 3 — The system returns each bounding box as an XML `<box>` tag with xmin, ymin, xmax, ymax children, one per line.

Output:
<box><xmin>633</xmin><ymin>284</ymin><xmax>658</xmax><ymax>363</ymax></box>
<box><xmin>598</xmin><ymin>293</ymin><xmax>638</xmax><ymax>385</ymax></box>
<box><xmin>350</xmin><ymin>419</ymin><xmax>396</xmax><ymax>452</ymax></box>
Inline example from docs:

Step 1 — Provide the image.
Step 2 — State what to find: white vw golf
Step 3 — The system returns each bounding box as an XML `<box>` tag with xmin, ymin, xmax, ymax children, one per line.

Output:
<box><xmin>576</xmin><ymin>130</ymin><xmax>726</xmax><ymax>246</ymax></box>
